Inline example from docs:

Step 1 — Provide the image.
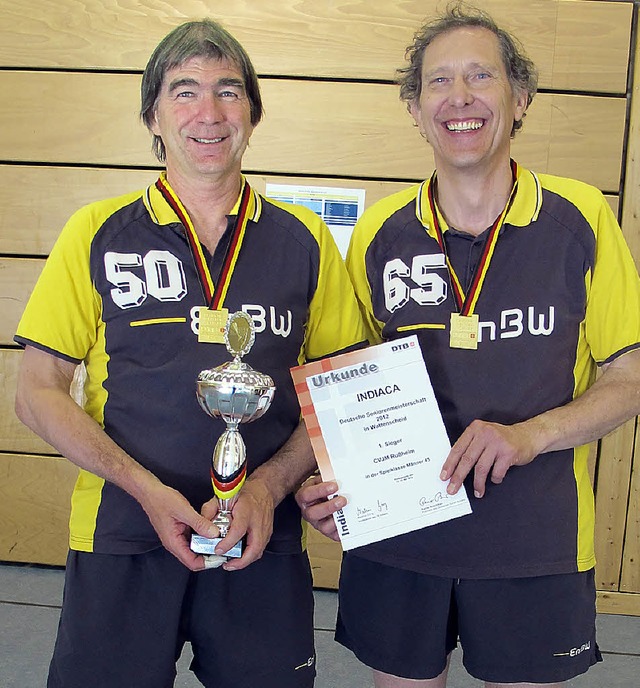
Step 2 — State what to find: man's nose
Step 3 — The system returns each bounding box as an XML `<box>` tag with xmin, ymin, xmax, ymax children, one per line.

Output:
<box><xmin>447</xmin><ymin>76</ymin><xmax>474</xmax><ymax>107</ymax></box>
<box><xmin>199</xmin><ymin>92</ymin><xmax>223</xmax><ymax>122</ymax></box>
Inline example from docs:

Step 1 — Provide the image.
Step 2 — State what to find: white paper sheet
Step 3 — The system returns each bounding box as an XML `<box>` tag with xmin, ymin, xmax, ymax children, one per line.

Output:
<box><xmin>291</xmin><ymin>336</ymin><xmax>472</xmax><ymax>550</ymax></box>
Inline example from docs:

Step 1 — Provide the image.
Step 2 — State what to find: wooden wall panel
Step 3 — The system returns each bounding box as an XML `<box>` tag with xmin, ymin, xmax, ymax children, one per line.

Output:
<box><xmin>552</xmin><ymin>1</ymin><xmax>632</xmax><ymax>93</ymax></box>
<box><xmin>618</xmin><ymin>27</ymin><xmax>640</xmax><ymax>597</ymax></box>
<box><xmin>594</xmin><ymin>421</ymin><xmax>636</xmax><ymax>591</ymax></box>
<box><xmin>0</xmin><ymin>72</ymin><xmax>151</xmax><ymax>167</ymax></box>
<box><xmin>0</xmin><ymin>350</ymin><xmax>57</xmax><ymax>456</ymax></box>
<box><xmin>546</xmin><ymin>94</ymin><xmax>626</xmax><ymax>194</ymax></box>
<box><xmin>621</xmin><ymin>23</ymin><xmax>640</xmax><ymax>270</ymax></box>
<box><xmin>0</xmin><ymin>73</ymin><xmax>627</xmax><ymax>191</ymax></box>
<box><xmin>0</xmin><ymin>1</ymin><xmax>630</xmax><ymax>92</ymax></box>
<box><xmin>0</xmin><ymin>166</ymin><xmax>159</xmax><ymax>255</ymax></box>
<box><xmin>596</xmin><ymin>591</ymin><xmax>640</xmax><ymax>617</ymax></box>
<box><xmin>0</xmin><ymin>165</ymin><xmax>619</xmax><ymax>260</ymax></box>
<box><xmin>0</xmin><ymin>258</ymin><xmax>43</xmax><ymax>345</ymax></box>
<box><xmin>307</xmin><ymin>528</ymin><xmax>342</xmax><ymax>591</ymax></box>
<box><xmin>620</xmin><ymin>421</ymin><xmax>640</xmax><ymax>593</ymax></box>
<box><xmin>0</xmin><ymin>453</ymin><xmax>76</xmax><ymax>565</ymax></box>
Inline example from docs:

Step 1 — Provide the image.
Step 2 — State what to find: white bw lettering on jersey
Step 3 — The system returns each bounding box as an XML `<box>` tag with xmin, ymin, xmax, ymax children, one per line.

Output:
<box><xmin>382</xmin><ymin>255</ymin><xmax>555</xmax><ymax>340</ymax></box>
<box><xmin>190</xmin><ymin>305</ymin><xmax>293</xmax><ymax>338</ymax></box>
<box><xmin>478</xmin><ymin>306</ymin><xmax>555</xmax><ymax>341</ymax></box>
<box><xmin>242</xmin><ymin>304</ymin><xmax>292</xmax><ymax>337</ymax></box>
<box><xmin>104</xmin><ymin>250</ymin><xmax>187</xmax><ymax>309</ymax></box>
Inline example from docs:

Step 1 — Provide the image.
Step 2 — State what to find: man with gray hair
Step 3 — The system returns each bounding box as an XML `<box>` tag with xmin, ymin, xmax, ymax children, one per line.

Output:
<box><xmin>14</xmin><ymin>19</ymin><xmax>365</xmax><ymax>688</ymax></box>
<box><xmin>297</xmin><ymin>4</ymin><xmax>640</xmax><ymax>687</ymax></box>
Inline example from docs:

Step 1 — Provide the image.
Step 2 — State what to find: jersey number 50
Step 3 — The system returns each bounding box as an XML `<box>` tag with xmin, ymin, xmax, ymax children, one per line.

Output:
<box><xmin>104</xmin><ymin>251</ymin><xmax>188</xmax><ymax>309</ymax></box>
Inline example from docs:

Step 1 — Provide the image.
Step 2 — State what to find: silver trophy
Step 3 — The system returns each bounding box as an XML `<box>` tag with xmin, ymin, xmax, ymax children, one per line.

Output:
<box><xmin>191</xmin><ymin>311</ymin><xmax>275</xmax><ymax>559</ymax></box>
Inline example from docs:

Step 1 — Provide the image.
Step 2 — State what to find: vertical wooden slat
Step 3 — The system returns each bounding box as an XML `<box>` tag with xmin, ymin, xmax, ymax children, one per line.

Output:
<box><xmin>620</xmin><ymin>419</ymin><xmax>640</xmax><ymax>592</ymax></box>
<box><xmin>594</xmin><ymin>421</ymin><xmax>636</xmax><ymax>590</ymax></box>
<box><xmin>621</xmin><ymin>16</ymin><xmax>640</xmax><ymax>268</ymax></box>
<box><xmin>617</xmin><ymin>13</ymin><xmax>640</xmax><ymax>597</ymax></box>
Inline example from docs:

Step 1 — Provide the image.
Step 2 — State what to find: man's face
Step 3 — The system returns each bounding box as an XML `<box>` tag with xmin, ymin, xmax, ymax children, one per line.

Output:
<box><xmin>150</xmin><ymin>56</ymin><xmax>254</xmax><ymax>184</ymax></box>
<box><xmin>410</xmin><ymin>27</ymin><xmax>527</xmax><ymax>173</ymax></box>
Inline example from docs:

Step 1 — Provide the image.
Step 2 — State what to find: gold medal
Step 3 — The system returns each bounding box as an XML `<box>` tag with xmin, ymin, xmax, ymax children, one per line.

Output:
<box><xmin>426</xmin><ymin>167</ymin><xmax>519</xmax><ymax>354</ymax></box>
<box><xmin>450</xmin><ymin>313</ymin><xmax>479</xmax><ymax>350</ymax></box>
<box><xmin>198</xmin><ymin>308</ymin><xmax>229</xmax><ymax>344</ymax></box>
<box><xmin>155</xmin><ymin>177</ymin><xmax>253</xmax><ymax>346</ymax></box>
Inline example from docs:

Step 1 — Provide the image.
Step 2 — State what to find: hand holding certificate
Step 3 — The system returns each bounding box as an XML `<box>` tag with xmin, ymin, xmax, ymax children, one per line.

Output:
<box><xmin>291</xmin><ymin>336</ymin><xmax>471</xmax><ymax>550</ymax></box>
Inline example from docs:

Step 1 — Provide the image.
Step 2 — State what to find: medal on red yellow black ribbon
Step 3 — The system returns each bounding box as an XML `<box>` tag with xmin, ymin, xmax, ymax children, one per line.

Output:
<box><xmin>427</xmin><ymin>163</ymin><xmax>518</xmax><ymax>350</ymax></box>
<box><xmin>155</xmin><ymin>177</ymin><xmax>252</xmax><ymax>344</ymax></box>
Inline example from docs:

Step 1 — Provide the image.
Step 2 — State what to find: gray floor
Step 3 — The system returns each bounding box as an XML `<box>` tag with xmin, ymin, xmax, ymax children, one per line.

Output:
<box><xmin>1</xmin><ymin>562</ymin><xmax>638</xmax><ymax>687</ymax></box>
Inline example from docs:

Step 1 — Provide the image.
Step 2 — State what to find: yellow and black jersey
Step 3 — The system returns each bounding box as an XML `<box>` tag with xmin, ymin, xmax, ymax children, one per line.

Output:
<box><xmin>346</xmin><ymin>163</ymin><xmax>640</xmax><ymax>579</ymax></box>
<box><xmin>16</xmin><ymin>174</ymin><xmax>366</xmax><ymax>555</ymax></box>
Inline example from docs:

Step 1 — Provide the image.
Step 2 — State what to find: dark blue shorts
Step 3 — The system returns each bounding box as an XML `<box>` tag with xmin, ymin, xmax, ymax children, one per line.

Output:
<box><xmin>48</xmin><ymin>548</ymin><xmax>316</xmax><ymax>688</ymax></box>
<box><xmin>336</xmin><ymin>553</ymin><xmax>601</xmax><ymax>683</ymax></box>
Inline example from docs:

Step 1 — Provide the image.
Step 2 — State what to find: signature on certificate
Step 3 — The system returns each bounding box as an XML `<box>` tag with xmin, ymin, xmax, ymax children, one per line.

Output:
<box><xmin>356</xmin><ymin>500</ymin><xmax>389</xmax><ymax>519</ymax></box>
<box><xmin>419</xmin><ymin>492</ymin><xmax>445</xmax><ymax>508</ymax></box>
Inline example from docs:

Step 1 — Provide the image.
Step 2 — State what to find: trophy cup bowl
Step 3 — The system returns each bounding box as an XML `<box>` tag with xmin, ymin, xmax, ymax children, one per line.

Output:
<box><xmin>191</xmin><ymin>311</ymin><xmax>275</xmax><ymax>560</ymax></box>
<box><xmin>196</xmin><ymin>360</ymin><xmax>275</xmax><ymax>425</ymax></box>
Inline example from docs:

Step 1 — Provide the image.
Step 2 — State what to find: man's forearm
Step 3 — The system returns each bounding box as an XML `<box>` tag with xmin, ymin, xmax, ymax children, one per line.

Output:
<box><xmin>442</xmin><ymin>348</ymin><xmax>640</xmax><ymax>497</ymax></box>
<box><xmin>245</xmin><ymin>421</ymin><xmax>317</xmax><ymax>506</ymax></box>
<box><xmin>521</xmin><ymin>348</ymin><xmax>640</xmax><ymax>456</ymax></box>
<box><xmin>15</xmin><ymin>347</ymin><xmax>161</xmax><ymax>502</ymax></box>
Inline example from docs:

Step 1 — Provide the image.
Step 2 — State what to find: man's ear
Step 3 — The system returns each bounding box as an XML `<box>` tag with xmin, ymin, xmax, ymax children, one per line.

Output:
<box><xmin>513</xmin><ymin>88</ymin><xmax>528</xmax><ymax>124</ymax></box>
<box><xmin>149</xmin><ymin>107</ymin><xmax>160</xmax><ymax>136</ymax></box>
<box><xmin>409</xmin><ymin>100</ymin><xmax>426</xmax><ymax>139</ymax></box>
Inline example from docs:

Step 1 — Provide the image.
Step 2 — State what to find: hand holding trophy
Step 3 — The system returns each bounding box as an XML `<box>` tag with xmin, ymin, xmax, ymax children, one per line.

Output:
<box><xmin>191</xmin><ymin>311</ymin><xmax>276</xmax><ymax>564</ymax></box>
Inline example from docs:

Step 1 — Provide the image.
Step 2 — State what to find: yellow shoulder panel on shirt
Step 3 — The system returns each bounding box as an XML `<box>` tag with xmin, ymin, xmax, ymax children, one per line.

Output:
<box><xmin>351</xmin><ymin>184</ymin><xmax>421</xmax><ymax>249</ymax></box>
<box><xmin>346</xmin><ymin>185</ymin><xmax>420</xmax><ymax>344</ymax></box>
<box><xmin>541</xmin><ymin>175</ymin><xmax>640</xmax><ymax>364</ymax></box>
<box><xmin>536</xmin><ymin>173</ymin><xmax>608</xmax><ymax>230</ymax></box>
<box><xmin>16</xmin><ymin>190</ymin><xmax>144</xmax><ymax>362</ymax></box>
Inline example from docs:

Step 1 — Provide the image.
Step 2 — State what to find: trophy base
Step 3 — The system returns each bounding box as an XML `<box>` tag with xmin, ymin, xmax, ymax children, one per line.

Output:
<box><xmin>190</xmin><ymin>534</ymin><xmax>243</xmax><ymax>559</ymax></box>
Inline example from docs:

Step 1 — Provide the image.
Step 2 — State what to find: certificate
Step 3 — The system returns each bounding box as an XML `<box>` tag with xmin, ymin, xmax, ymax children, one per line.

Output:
<box><xmin>291</xmin><ymin>335</ymin><xmax>471</xmax><ymax>550</ymax></box>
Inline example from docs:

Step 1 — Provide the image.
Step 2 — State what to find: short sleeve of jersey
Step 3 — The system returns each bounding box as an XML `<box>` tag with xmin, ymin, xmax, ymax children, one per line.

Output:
<box><xmin>294</xmin><ymin>206</ymin><xmax>367</xmax><ymax>360</ymax></box>
<box><xmin>15</xmin><ymin>193</ymin><xmax>139</xmax><ymax>362</ymax></box>
<box><xmin>346</xmin><ymin>188</ymin><xmax>419</xmax><ymax>345</ymax></box>
<box><xmin>583</xmin><ymin>196</ymin><xmax>640</xmax><ymax>364</ymax></box>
